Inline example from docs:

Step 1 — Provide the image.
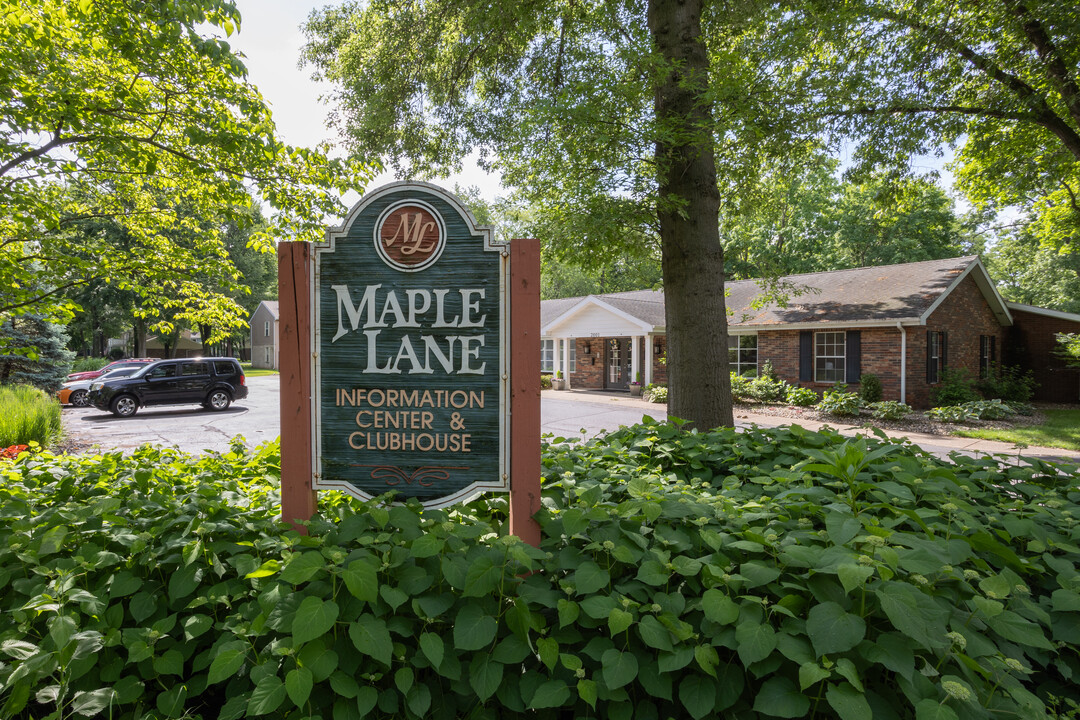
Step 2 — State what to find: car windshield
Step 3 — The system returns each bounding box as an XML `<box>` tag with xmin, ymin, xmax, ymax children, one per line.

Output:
<box><xmin>101</xmin><ymin>367</ymin><xmax>139</xmax><ymax>379</ymax></box>
<box><xmin>130</xmin><ymin>363</ymin><xmax>159</xmax><ymax>378</ymax></box>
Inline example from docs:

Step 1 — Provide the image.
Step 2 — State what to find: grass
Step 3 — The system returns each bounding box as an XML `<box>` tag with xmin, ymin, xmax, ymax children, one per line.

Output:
<box><xmin>953</xmin><ymin>408</ymin><xmax>1080</xmax><ymax>451</ymax></box>
<box><xmin>0</xmin><ymin>384</ymin><xmax>63</xmax><ymax>448</ymax></box>
<box><xmin>241</xmin><ymin>362</ymin><xmax>278</xmax><ymax>378</ymax></box>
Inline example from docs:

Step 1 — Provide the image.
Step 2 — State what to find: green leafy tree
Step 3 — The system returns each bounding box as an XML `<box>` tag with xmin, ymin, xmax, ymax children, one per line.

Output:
<box><xmin>787</xmin><ymin>0</ymin><xmax>1080</xmax><ymax>252</ymax></box>
<box><xmin>0</xmin><ymin>0</ymin><xmax>373</xmax><ymax>341</ymax></box>
<box><xmin>300</xmin><ymin>0</ymin><xmax>810</xmax><ymax>428</ymax></box>
<box><xmin>986</xmin><ymin>228</ymin><xmax>1080</xmax><ymax>313</ymax></box>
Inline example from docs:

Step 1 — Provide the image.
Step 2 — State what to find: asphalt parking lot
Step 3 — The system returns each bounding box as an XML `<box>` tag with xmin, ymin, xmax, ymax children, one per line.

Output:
<box><xmin>61</xmin><ymin>378</ymin><xmax>659</xmax><ymax>455</ymax></box>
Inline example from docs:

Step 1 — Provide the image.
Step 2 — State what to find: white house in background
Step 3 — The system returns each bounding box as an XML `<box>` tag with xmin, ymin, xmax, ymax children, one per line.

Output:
<box><xmin>250</xmin><ymin>300</ymin><xmax>280</xmax><ymax>370</ymax></box>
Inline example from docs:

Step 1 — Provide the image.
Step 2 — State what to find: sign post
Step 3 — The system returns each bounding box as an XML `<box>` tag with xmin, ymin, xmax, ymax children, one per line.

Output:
<box><xmin>278</xmin><ymin>182</ymin><xmax>539</xmax><ymax>539</ymax></box>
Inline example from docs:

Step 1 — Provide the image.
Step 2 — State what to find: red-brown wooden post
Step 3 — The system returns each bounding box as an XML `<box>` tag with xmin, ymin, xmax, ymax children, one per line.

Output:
<box><xmin>278</xmin><ymin>241</ymin><xmax>316</xmax><ymax>532</ymax></box>
<box><xmin>509</xmin><ymin>238</ymin><xmax>542</xmax><ymax>547</ymax></box>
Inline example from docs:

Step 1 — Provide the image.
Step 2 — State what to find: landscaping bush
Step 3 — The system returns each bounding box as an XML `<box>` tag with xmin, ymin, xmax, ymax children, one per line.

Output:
<box><xmin>928</xmin><ymin>404</ymin><xmax>980</xmax><ymax>423</ymax></box>
<box><xmin>931</xmin><ymin>368</ymin><xmax>981</xmax><ymax>407</ymax></box>
<box><xmin>867</xmin><ymin>400</ymin><xmax>913</xmax><ymax>421</ymax></box>
<box><xmin>785</xmin><ymin>386</ymin><xmax>818</xmax><ymax>407</ymax></box>
<box><xmin>859</xmin><ymin>373</ymin><xmax>883</xmax><ymax>403</ymax></box>
<box><xmin>817</xmin><ymin>386</ymin><xmax>861</xmax><ymax>416</ymax></box>
<box><xmin>730</xmin><ymin>372</ymin><xmax>753</xmax><ymax>402</ymax></box>
<box><xmin>540</xmin><ymin>373</ymin><xmax>552</xmax><ymax>389</ymax></box>
<box><xmin>977</xmin><ymin>364</ymin><xmax>1038</xmax><ymax>403</ymax></box>
<box><xmin>964</xmin><ymin>398</ymin><xmax>1015</xmax><ymax>421</ymax></box>
<box><xmin>0</xmin><ymin>384</ymin><xmax>62</xmax><ymax>447</ymax></box>
<box><xmin>746</xmin><ymin>375</ymin><xmax>790</xmax><ymax>403</ymax></box>
<box><xmin>644</xmin><ymin>383</ymin><xmax>668</xmax><ymax>403</ymax></box>
<box><xmin>1</xmin><ymin>425</ymin><xmax>1079</xmax><ymax>720</ymax></box>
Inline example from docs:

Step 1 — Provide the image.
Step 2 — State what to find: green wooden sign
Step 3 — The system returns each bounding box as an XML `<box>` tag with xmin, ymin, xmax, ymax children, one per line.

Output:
<box><xmin>312</xmin><ymin>183</ymin><xmax>508</xmax><ymax>508</ymax></box>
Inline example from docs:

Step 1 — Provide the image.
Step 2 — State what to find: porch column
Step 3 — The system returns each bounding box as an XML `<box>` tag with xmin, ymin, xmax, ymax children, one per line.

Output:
<box><xmin>552</xmin><ymin>336</ymin><xmax>562</xmax><ymax>378</ymax></box>
<box><xmin>631</xmin><ymin>336</ymin><xmax>640</xmax><ymax>386</ymax></box>
<box><xmin>562</xmin><ymin>338</ymin><xmax>572</xmax><ymax>389</ymax></box>
<box><xmin>644</xmin><ymin>335</ymin><xmax>653</xmax><ymax>386</ymax></box>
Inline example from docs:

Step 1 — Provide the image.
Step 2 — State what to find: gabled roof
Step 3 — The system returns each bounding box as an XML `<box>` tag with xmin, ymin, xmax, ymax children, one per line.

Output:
<box><xmin>541</xmin><ymin>256</ymin><xmax>1014</xmax><ymax>334</ymax></box>
<box><xmin>253</xmin><ymin>300</ymin><xmax>280</xmax><ymax>319</ymax></box>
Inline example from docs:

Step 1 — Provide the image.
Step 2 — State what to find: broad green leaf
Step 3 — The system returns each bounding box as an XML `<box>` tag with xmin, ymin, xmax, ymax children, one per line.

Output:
<box><xmin>558</xmin><ymin>599</ymin><xmax>580</xmax><ymax>627</ymax></box>
<box><xmin>574</xmin><ymin>561</ymin><xmax>610</xmax><ymax>594</ymax></box>
<box><xmin>528</xmin><ymin>679</ymin><xmax>571</xmax><ymax>709</ymax></box>
<box><xmin>702</xmin><ymin>589</ymin><xmax>740</xmax><ymax>625</ymax></box>
<box><xmin>248</xmin><ymin>675</ymin><xmax>286</xmax><ymax>716</ymax></box>
<box><xmin>410</xmin><ymin>534</ymin><xmax>444</xmax><ymax>558</ymax></box>
<box><xmin>740</xmin><ymin>561</ymin><xmax>781</xmax><ymax>587</ymax></box>
<box><xmin>395</xmin><ymin>667</ymin><xmax>414</xmax><ymax>695</ymax></box>
<box><xmin>577</xmin><ymin>678</ymin><xmax>597</xmax><ymax>709</ymax></box>
<box><xmin>1</xmin><ymin>640</ymin><xmax>38</xmax><ymax>660</ymax></box>
<box><xmin>280</xmin><ymin>552</ymin><xmax>326</xmax><ymax>584</ymax></box>
<box><xmin>39</xmin><ymin>525</ymin><xmax>68</xmax><ymax>556</ymax></box>
<box><xmin>638</xmin><ymin>614</ymin><xmax>673</xmax><ymax>651</ymax></box>
<box><xmin>878</xmin><ymin>582</ymin><xmax>948</xmax><ymax>650</ymax></box>
<box><xmin>356</xmin><ymin>686</ymin><xmax>378</xmax><ymax>716</ymax></box>
<box><xmin>208</xmin><ymin>647</ymin><xmax>247</xmax><ymax>685</ymax></box>
<box><xmin>463</xmin><ymin>556</ymin><xmax>501</xmax><ymax>597</ymax></box>
<box><xmin>379</xmin><ymin>585</ymin><xmax>408</xmax><ymax>610</ymax></box>
<box><xmin>130</xmin><ymin>592</ymin><xmax>157</xmax><ymax>623</ymax></box>
<box><xmin>153</xmin><ymin>649</ymin><xmax>184</xmax><ymax>676</ymax></box>
<box><xmin>349</xmin><ymin>614</ymin><xmax>393</xmax><ymax>666</ymax></box>
<box><xmin>608</xmin><ymin>608</ymin><xmax>634</xmax><ymax>636</ymax></box>
<box><xmin>835</xmin><ymin>658</ymin><xmax>863</xmax><ymax>692</ymax></box>
<box><xmin>286</xmin><ymin>667</ymin><xmax>313</xmax><ymax>708</ymax></box>
<box><xmin>419</xmin><ymin>632</ymin><xmax>444</xmax><ymax>668</ymax></box>
<box><xmin>156</xmin><ymin>685</ymin><xmax>188</xmax><ymax>718</ymax></box>
<box><xmin>978</xmin><ymin>574</ymin><xmax>1012</xmax><ymax>600</ymax></box>
<box><xmin>1051</xmin><ymin>589</ymin><xmax>1080</xmax><ymax>612</ymax></box>
<box><xmin>837</xmin><ymin>564</ymin><xmax>875</xmax><ymax>593</ymax></box>
<box><xmin>800</xmin><ymin>662</ymin><xmax>831</xmax><ymax>690</ymax></box>
<box><xmin>736</xmin><ymin>621</ymin><xmax>777</xmax><ymax>666</ymax></box>
<box><xmin>469</xmin><ymin>655</ymin><xmax>503</xmax><ymax>701</ymax></box>
<box><xmin>972</xmin><ymin>596</ymin><xmax>1003</xmax><ymax>618</ymax></box>
<box><xmin>601</xmin><ymin>649</ymin><xmax>638</xmax><ymax>689</ymax></box>
<box><xmin>826</xmin><ymin>682</ymin><xmax>872</xmax><ymax>720</ymax></box>
<box><xmin>825</xmin><ymin>512</ymin><xmax>861</xmax><ymax>545</ymax></box>
<box><xmin>406</xmin><ymin>684</ymin><xmax>431</xmax><ymax>717</ymax></box>
<box><xmin>245</xmin><ymin>559</ymin><xmax>280</xmax><ymax>579</ymax></box>
<box><xmin>537</xmin><ymin>637</ymin><xmax>559</xmax><ymax>670</ymax></box>
<box><xmin>343</xmin><ymin>560</ymin><xmax>378</xmax><ymax>603</ymax></box>
<box><xmin>985</xmin><ymin>611</ymin><xmax>1055</xmax><ymax>650</ymax></box>
<box><xmin>182</xmin><ymin>614</ymin><xmax>212</xmax><ymax>640</ymax></box>
<box><xmin>637</xmin><ymin>560</ymin><xmax>670</xmax><ymax>586</ymax></box>
<box><xmin>807</xmin><ymin>601</ymin><xmax>866</xmax><ymax>656</ymax></box>
<box><xmin>753</xmin><ymin>676</ymin><xmax>810</xmax><ymax>718</ymax></box>
<box><xmin>49</xmin><ymin>615</ymin><xmax>77</xmax><ymax>650</ymax></box>
<box><xmin>454</xmin><ymin>604</ymin><xmax>497</xmax><ymax>651</ymax></box>
<box><xmin>916</xmin><ymin>698</ymin><xmax>959</xmax><ymax>720</ymax></box>
<box><xmin>71</xmin><ymin>688</ymin><xmax>116</xmax><ymax>717</ymax></box>
<box><xmin>679</xmin><ymin>674</ymin><xmax>717</xmax><ymax>720</ymax></box>
<box><xmin>694</xmin><ymin>644</ymin><xmax>719</xmax><ymax>677</ymax></box>
<box><xmin>292</xmin><ymin>597</ymin><xmax>339</xmax><ymax>646</ymax></box>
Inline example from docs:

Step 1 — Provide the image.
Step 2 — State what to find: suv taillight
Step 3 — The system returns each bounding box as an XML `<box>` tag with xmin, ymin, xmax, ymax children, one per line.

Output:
<box><xmin>239</xmin><ymin>375</ymin><xmax>245</xmax><ymax>385</ymax></box>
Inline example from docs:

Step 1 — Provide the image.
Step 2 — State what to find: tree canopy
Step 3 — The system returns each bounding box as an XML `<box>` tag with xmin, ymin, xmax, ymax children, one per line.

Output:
<box><xmin>0</xmin><ymin>0</ymin><xmax>374</xmax><ymax>343</ymax></box>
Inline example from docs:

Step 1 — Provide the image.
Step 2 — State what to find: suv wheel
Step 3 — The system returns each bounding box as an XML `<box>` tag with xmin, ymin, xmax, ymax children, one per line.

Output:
<box><xmin>111</xmin><ymin>395</ymin><xmax>138</xmax><ymax>417</ymax></box>
<box><xmin>206</xmin><ymin>390</ymin><xmax>231</xmax><ymax>411</ymax></box>
<box><xmin>70</xmin><ymin>389</ymin><xmax>89</xmax><ymax>407</ymax></box>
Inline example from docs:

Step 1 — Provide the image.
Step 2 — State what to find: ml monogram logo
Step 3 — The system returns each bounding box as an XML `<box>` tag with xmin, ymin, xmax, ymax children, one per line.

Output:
<box><xmin>374</xmin><ymin>200</ymin><xmax>446</xmax><ymax>272</ymax></box>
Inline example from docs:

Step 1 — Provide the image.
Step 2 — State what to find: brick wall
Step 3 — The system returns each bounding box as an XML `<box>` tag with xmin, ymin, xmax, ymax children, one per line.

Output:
<box><xmin>915</xmin><ymin>274</ymin><xmax>1006</xmax><ymax>408</ymax></box>
<box><xmin>565</xmin><ymin>336</ymin><xmax>667</xmax><ymax>390</ymax></box>
<box><xmin>1007</xmin><ymin>308</ymin><xmax>1080</xmax><ymax>402</ymax></box>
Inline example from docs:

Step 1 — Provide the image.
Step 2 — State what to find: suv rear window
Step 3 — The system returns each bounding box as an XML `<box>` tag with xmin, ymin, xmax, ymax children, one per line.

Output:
<box><xmin>182</xmin><ymin>362</ymin><xmax>209</xmax><ymax>376</ymax></box>
<box><xmin>213</xmin><ymin>361</ymin><xmax>239</xmax><ymax>376</ymax></box>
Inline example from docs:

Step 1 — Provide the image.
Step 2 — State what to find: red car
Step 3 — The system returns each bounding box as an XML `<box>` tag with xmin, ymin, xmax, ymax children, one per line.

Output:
<box><xmin>66</xmin><ymin>358</ymin><xmax>155</xmax><ymax>383</ymax></box>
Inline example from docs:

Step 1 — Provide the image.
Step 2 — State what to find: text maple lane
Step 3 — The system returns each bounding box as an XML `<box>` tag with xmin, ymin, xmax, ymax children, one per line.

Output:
<box><xmin>329</xmin><ymin>283</ymin><xmax>489</xmax><ymax>375</ymax></box>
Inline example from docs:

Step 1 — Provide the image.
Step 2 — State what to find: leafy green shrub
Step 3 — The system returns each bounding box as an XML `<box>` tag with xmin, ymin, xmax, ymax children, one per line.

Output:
<box><xmin>0</xmin><ymin>384</ymin><xmax>62</xmax><ymax>447</ymax></box>
<box><xmin>2</xmin><ymin>425</ymin><xmax>1079</xmax><ymax>720</ymax></box>
<box><xmin>977</xmin><ymin>364</ymin><xmax>1038</xmax><ymax>403</ymax></box>
<box><xmin>867</xmin><ymin>400</ymin><xmax>912</xmax><ymax>421</ymax></box>
<box><xmin>644</xmin><ymin>383</ymin><xmax>668</xmax><ymax>403</ymax></box>
<box><xmin>785</xmin><ymin>386</ymin><xmax>818</xmax><ymax>406</ymax></box>
<box><xmin>817</xmin><ymin>386</ymin><xmax>861</xmax><ymax>416</ymax></box>
<box><xmin>928</xmin><ymin>404</ymin><xmax>979</xmax><ymax>423</ymax></box>
<box><xmin>746</xmin><ymin>375</ymin><xmax>789</xmax><ymax>403</ymax></box>
<box><xmin>931</xmin><ymin>368</ymin><xmax>980</xmax><ymax>407</ymax></box>
<box><xmin>730</xmin><ymin>372</ymin><xmax>753</xmax><ymax>402</ymax></box>
<box><xmin>541</xmin><ymin>373</ymin><xmax>553</xmax><ymax>389</ymax></box>
<box><xmin>858</xmin><ymin>373</ymin><xmax>883</xmax><ymax>403</ymax></box>
<box><xmin>963</xmin><ymin>398</ymin><xmax>1015</xmax><ymax>420</ymax></box>
<box><xmin>1006</xmin><ymin>401</ymin><xmax>1036</xmax><ymax>416</ymax></box>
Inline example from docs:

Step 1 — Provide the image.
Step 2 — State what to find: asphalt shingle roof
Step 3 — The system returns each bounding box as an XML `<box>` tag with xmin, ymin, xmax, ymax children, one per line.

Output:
<box><xmin>542</xmin><ymin>256</ymin><xmax>979</xmax><ymax>329</ymax></box>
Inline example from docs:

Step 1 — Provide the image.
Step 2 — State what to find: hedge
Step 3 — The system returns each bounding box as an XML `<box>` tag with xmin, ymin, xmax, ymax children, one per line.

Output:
<box><xmin>1</xmin><ymin>423</ymin><xmax>1078</xmax><ymax>719</ymax></box>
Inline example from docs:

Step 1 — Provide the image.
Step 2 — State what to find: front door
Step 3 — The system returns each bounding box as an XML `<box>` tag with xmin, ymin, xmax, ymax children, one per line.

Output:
<box><xmin>605</xmin><ymin>338</ymin><xmax>632</xmax><ymax>390</ymax></box>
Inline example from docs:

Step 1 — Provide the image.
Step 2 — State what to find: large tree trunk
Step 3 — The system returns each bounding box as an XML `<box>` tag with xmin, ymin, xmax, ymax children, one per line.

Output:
<box><xmin>649</xmin><ymin>0</ymin><xmax>733</xmax><ymax>430</ymax></box>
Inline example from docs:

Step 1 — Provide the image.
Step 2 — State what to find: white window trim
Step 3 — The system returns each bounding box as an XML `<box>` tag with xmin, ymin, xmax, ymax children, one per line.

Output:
<box><xmin>540</xmin><ymin>339</ymin><xmax>554</xmax><ymax>373</ymax></box>
<box><xmin>728</xmin><ymin>334</ymin><xmax>758</xmax><ymax>376</ymax></box>
<box><xmin>814</xmin><ymin>331</ymin><xmax>846</xmax><ymax>384</ymax></box>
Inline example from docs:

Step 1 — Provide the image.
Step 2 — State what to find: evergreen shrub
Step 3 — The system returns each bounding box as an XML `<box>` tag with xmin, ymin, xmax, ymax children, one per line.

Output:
<box><xmin>1</xmin><ymin>427</ymin><xmax>1078</xmax><ymax>719</ymax></box>
<box><xmin>858</xmin><ymin>373</ymin><xmax>883</xmax><ymax>403</ymax></box>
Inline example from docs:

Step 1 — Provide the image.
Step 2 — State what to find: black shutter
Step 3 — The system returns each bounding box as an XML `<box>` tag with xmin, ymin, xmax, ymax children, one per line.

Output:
<box><xmin>941</xmin><ymin>331</ymin><xmax>948</xmax><ymax>371</ymax></box>
<box><xmin>990</xmin><ymin>336</ymin><xmax>997</xmax><ymax>365</ymax></box>
<box><xmin>799</xmin><ymin>331</ymin><xmax>812</xmax><ymax>382</ymax></box>
<box><xmin>979</xmin><ymin>336</ymin><xmax>988</xmax><ymax>377</ymax></box>
<box><xmin>845</xmin><ymin>330</ymin><xmax>862</xmax><ymax>383</ymax></box>
<box><xmin>926</xmin><ymin>331</ymin><xmax>935</xmax><ymax>384</ymax></box>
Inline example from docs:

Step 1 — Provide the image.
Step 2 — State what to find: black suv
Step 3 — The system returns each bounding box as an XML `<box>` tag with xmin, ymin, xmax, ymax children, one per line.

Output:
<box><xmin>89</xmin><ymin>357</ymin><xmax>248</xmax><ymax>417</ymax></box>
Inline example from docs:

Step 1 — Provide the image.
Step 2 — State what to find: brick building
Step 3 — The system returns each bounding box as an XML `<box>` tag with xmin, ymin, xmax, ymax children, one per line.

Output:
<box><xmin>540</xmin><ymin>256</ymin><xmax>1080</xmax><ymax>407</ymax></box>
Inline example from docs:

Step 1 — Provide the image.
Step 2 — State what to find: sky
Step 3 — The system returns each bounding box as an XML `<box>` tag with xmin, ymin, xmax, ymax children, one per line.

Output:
<box><xmin>229</xmin><ymin>0</ymin><xmax>504</xmax><ymax>201</ymax></box>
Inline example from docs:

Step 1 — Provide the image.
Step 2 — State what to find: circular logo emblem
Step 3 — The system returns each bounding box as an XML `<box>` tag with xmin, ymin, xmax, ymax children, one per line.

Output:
<box><xmin>374</xmin><ymin>200</ymin><xmax>446</xmax><ymax>272</ymax></box>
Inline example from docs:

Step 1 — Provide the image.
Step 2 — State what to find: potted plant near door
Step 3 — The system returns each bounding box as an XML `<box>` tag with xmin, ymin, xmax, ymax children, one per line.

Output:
<box><xmin>629</xmin><ymin>372</ymin><xmax>643</xmax><ymax>396</ymax></box>
<box><xmin>552</xmin><ymin>370</ymin><xmax>565</xmax><ymax>390</ymax></box>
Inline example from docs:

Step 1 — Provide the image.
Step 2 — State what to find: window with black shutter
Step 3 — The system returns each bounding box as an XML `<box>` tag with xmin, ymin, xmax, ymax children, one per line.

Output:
<box><xmin>927</xmin><ymin>331</ymin><xmax>946</xmax><ymax>384</ymax></box>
